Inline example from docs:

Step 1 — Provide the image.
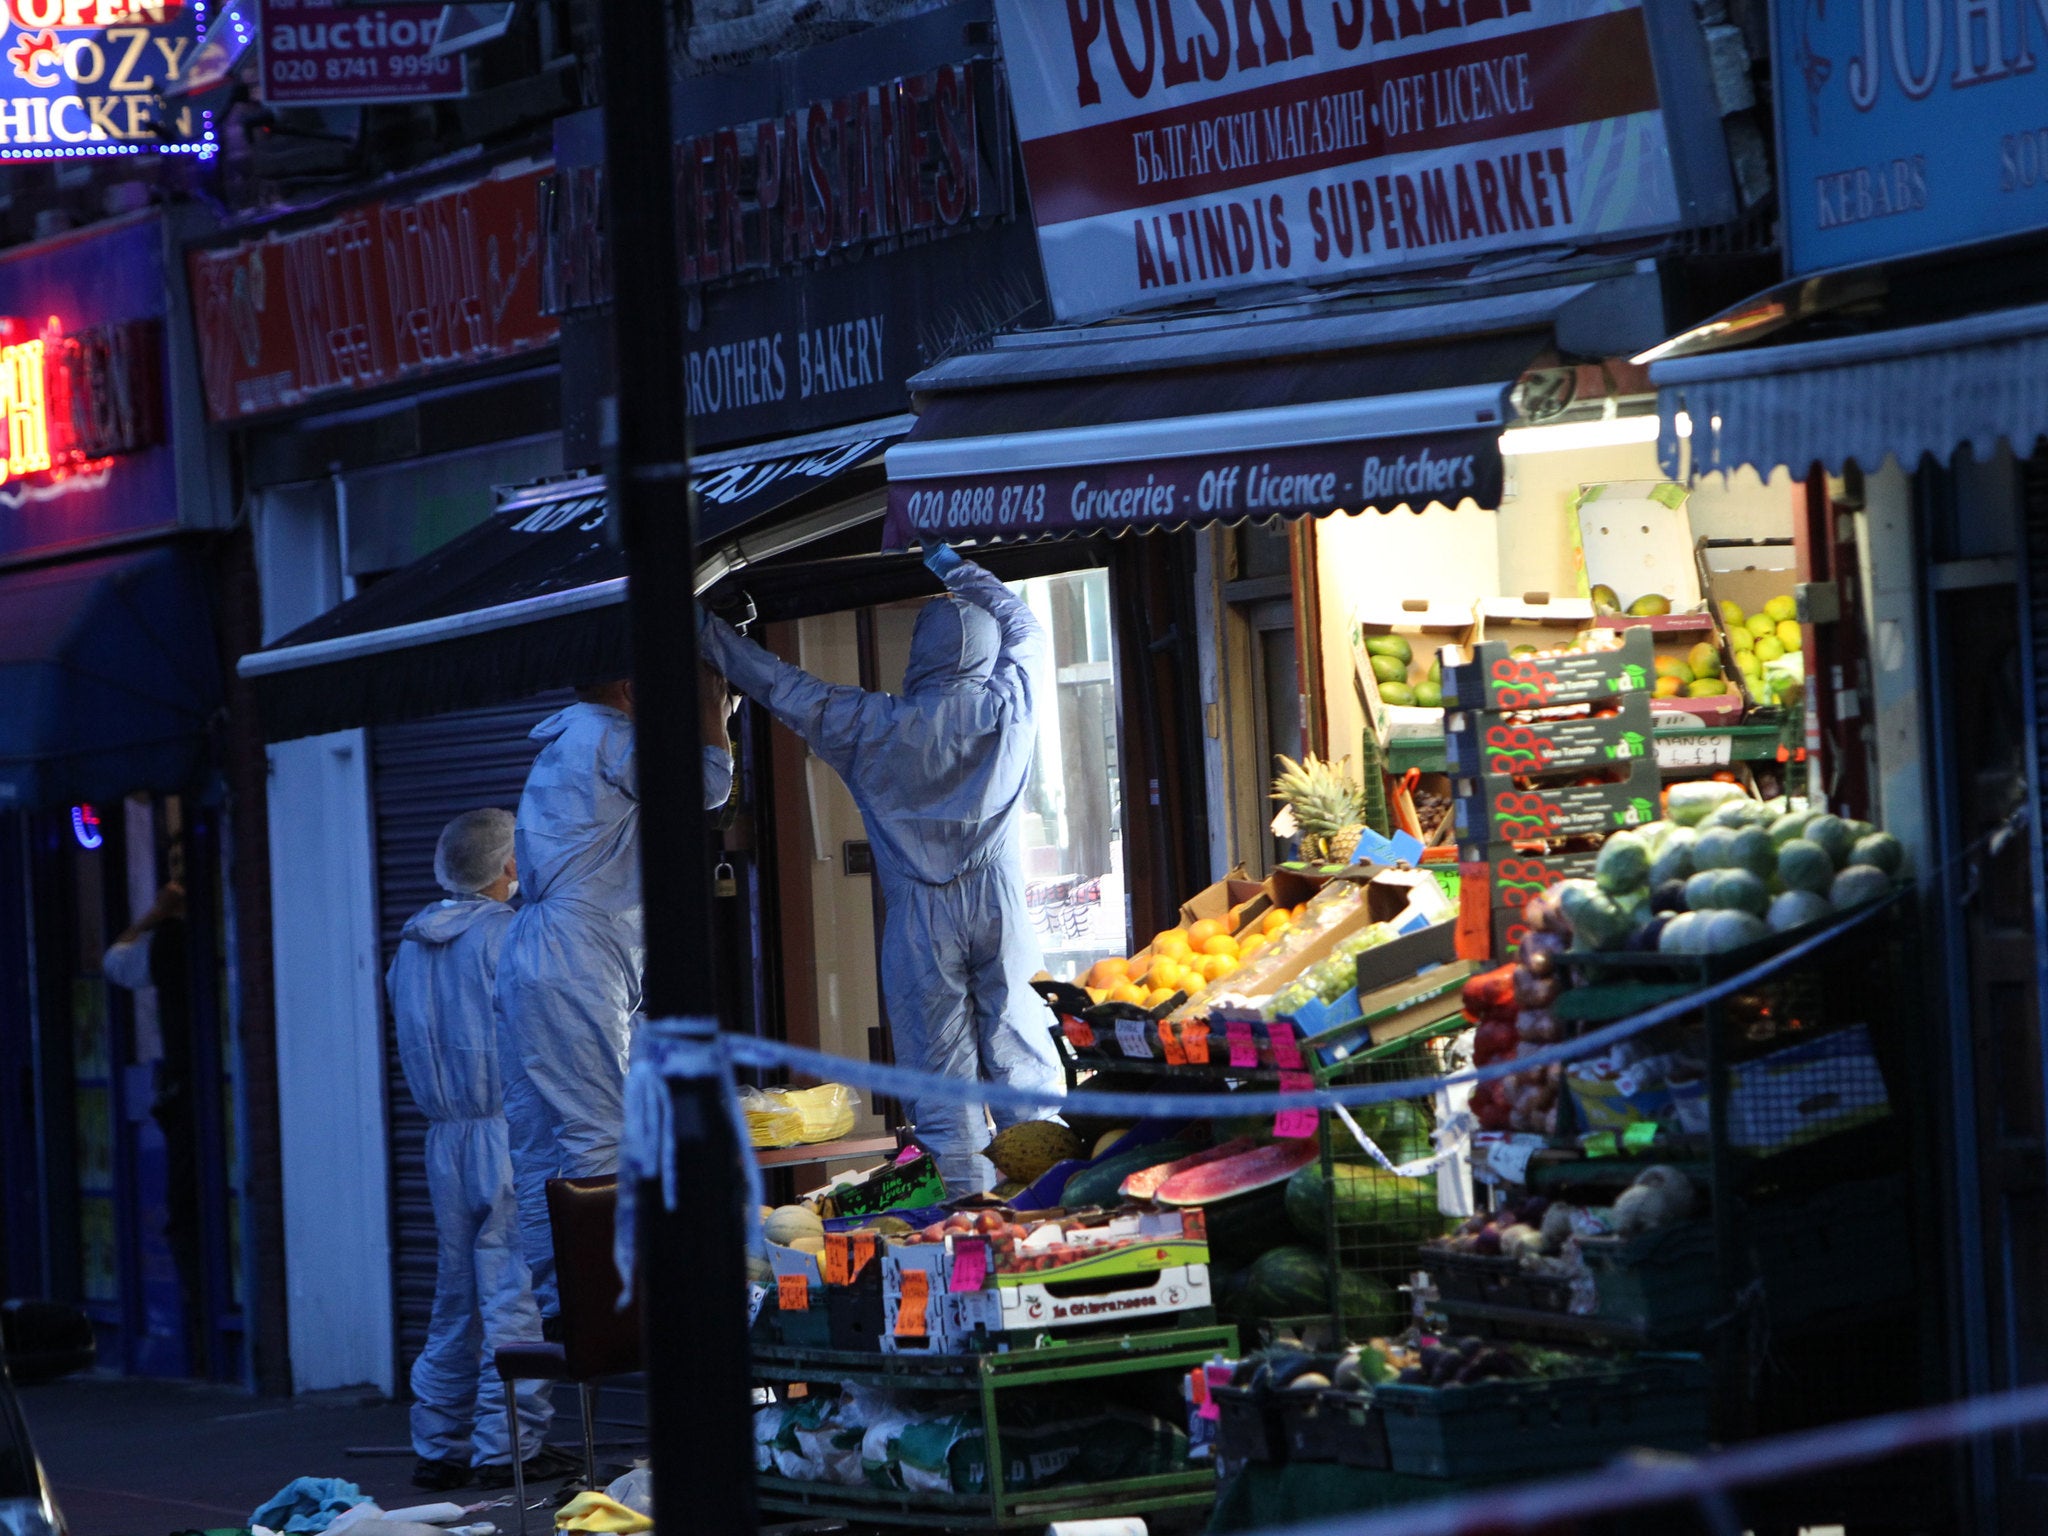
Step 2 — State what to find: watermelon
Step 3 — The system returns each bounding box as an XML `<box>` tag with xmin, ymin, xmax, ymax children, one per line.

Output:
<box><xmin>1058</xmin><ymin>1139</ymin><xmax>1200</xmax><ymax>1209</ymax></box>
<box><xmin>1119</xmin><ymin>1136</ymin><xmax>1258</xmax><ymax>1201</ymax></box>
<box><xmin>1658</xmin><ymin>912</ymin><xmax>1702</xmax><ymax>953</ymax></box>
<box><xmin>1284</xmin><ymin>1161</ymin><xmax>1444</xmax><ymax>1245</ymax></box>
<box><xmin>1648</xmin><ymin>827</ymin><xmax>1697</xmax><ymax>887</ymax></box>
<box><xmin>1700</xmin><ymin>909</ymin><xmax>1770</xmax><ymax>953</ymax></box>
<box><xmin>1668</xmin><ymin>781</ymin><xmax>1744</xmax><ymax>827</ymax></box>
<box><xmin>1595</xmin><ymin>831</ymin><xmax>1650</xmax><ymax>894</ymax></box>
<box><xmin>1831</xmin><ymin>865</ymin><xmax>1892</xmax><ymax>909</ymax></box>
<box><xmin>1337</xmin><ymin>1099</ymin><xmax>1432</xmax><ymax>1165</ymax></box>
<box><xmin>1713</xmin><ymin>868</ymin><xmax>1770</xmax><ymax>917</ymax></box>
<box><xmin>1692</xmin><ymin>826</ymin><xmax>1737</xmax><ymax>871</ymax></box>
<box><xmin>1805</xmin><ymin>814</ymin><xmax>1855</xmax><ymax>867</ymax></box>
<box><xmin>1727</xmin><ymin>826</ymin><xmax>1775</xmax><ymax>878</ymax></box>
<box><xmin>1769</xmin><ymin>889</ymin><xmax>1832</xmax><ymax>933</ymax></box>
<box><xmin>1683</xmin><ymin>869</ymin><xmax>1722</xmax><ymax>911</ymax></box>
<box><xmin>1154</xmin><ymin>1137</ymin><xmax>1319</xmax><ymax>1206</ymax></box>
<box><xmin>1202</xmin><ymin>1182</ymin><xmax>1300</xmax><ymax>1268</ymax></box>
<box><xmin>1338</xmin><ymin>1270</ymin><xmax>1405</xmax><ymax>1335</ymax></box>
<box><xmin>1769</xmin><ymin>811</ymin><xmax>1815</xmax><ymax>848</ymax></box>
<box><xmin>1777</xmin><ymin>839</ymin><xmax>1834</xmax><ymax>895</ymax></box>
<box><xmin>1849</xmin><ymin>832</ymin><xmax>1904</xmax><ymax>876</ymax></box>
<box><xmin>1210</xmin><ymin>1265</ymin><xmax>1253</xmax><ymax>1318</ymax></box>
<box><xmin>1238</xmin><ymin>1245</ymin><xmax>1332</xmax><ymax>1318</ymax></box>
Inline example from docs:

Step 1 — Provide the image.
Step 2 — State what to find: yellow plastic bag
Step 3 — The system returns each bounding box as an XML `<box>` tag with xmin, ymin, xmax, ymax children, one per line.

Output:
<box><xmin>742</xmin><ymin>1083</ymin><xmax>859</xmax><ymax>1147</ymax></box>
<box><xmin>554</xmin><ymin>1492</ymin><xmax>653</xmax><ymax>1534</ymax></box>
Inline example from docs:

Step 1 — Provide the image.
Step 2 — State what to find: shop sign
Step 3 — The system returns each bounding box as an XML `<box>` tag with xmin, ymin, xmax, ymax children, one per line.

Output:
<box><xmin>883</xmin><ymin>425</ymin><xmax>1502</xmax><ymax>547</ymax></box>
<box><xmin>548</xmin><ymin>5</ymin><xmax>1046</xmax><ymax>457</ymax></box>
<box><xmin>0</xmin><ymin>214</ymin><xmax>175</xmax><ymax>562</ymax></box>
<box><xmin>187</xmin><ymin>158</ymin><xmax>556</xmax><ymax>423</ymax></box>
<box><xmin>257</xmin><ymin>0</ymin><xmax>465</xmax><ymax>106</ymax></box>
<box><xmin>995</xmin><ymin>0</ymin><xmax>1686</xmax><ymax>320</ymax></box>
<box><xmin>0</xmin><ymin>0</ymin><xmax>215</xmax><ymax>159</ymax></box>
<box><xmin>1776</xmin><ymin>0</ymin><xmax>2048</xmax><ymax>274</ymax></box>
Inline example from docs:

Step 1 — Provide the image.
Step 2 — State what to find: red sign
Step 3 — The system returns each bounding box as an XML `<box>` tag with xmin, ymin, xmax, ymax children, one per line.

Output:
<box><xmin>188</xmin><ymin>159</ymin><xmax>556</xmax><ymax>422</ymax></box>
<box><xmin>257</xmin><ymin>0</ymin><xmax>464</xmax><ymax>106</ymax></box>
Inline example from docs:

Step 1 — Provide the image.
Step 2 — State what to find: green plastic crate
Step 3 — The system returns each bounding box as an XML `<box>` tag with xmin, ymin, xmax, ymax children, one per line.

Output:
<box><xmin>1580</xmin><ymin>1220</ymin><xmax>1719</xmax><ymax>1337</ymax></box>
<box><xmin>1376</xmin><ymin>1354</ymin><xmax>1710</xmax><ymax>1479</ymax></box>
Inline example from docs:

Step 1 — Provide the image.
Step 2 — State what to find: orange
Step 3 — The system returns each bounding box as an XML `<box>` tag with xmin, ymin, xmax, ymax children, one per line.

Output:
<box><xmin>1238</xmin><ymin>931</ymin><xmax>1269</xmax><ymax>958</ymax></box>
<box><xmin>1146</xmin><ymin>986</ymin><xmax>1176</xmax><ymax>1009</ymax></box>
<box><xmin>1109</xmin><ymin>982</ymin><xmax>1148</xmax><ymax>1006</ymax></box>
<box><xmin>1201</xmin><ymin>934</ymin><xmax>1239</xmax><ymax>957</ymax></box>
<box><xmin>1146</xmin><ymin>959</ymin><xmax>1188</xmax><ymax>993</ymax></box>
<box><xmin>1085</xmin><ymin>987</ymin><xmax>1109</xmax><ymax>1005</ymax></box>
<box><xmin>1154</xmin><ymin>929</ymin><xmax>1193</xmax><ymax>958</ymax></box>
<box><xmin>1197</xmin><ymin>953</ymin><xmax>1238</xmax><ymax>982</ymax></box>
<box><xmin>1260</xmin><ymin>908</ymin><xmax>1292</xmax><ymax>936</ymax></box>
<box><xmin>1188</xmin><ymin>917</ymin><xmax>1224</xmax><ymax>945</ymax></box>
<box><xmin>1085</xmin><ymin>957</ymin><xmax>1131</xmax><ymax>990</ymax></box>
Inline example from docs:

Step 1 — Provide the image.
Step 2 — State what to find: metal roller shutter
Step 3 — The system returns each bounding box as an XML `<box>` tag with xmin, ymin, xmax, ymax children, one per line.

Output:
<box><xmin>370</xmin><ymin>693</ymin><xmax>572</xmax><ymax>1378</ymax></box>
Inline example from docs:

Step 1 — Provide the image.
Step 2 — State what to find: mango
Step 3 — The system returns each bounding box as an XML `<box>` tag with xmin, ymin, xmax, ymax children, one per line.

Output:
<box><xmin>1745</xmin><ymin>613</ymin><xmax>1776</xmax><ymax>638</ymax></box>
<box><xmin>1718</xmin><ymin>599</ymin><xmax>1746</xmax><ymax>627</ymax></box>
<box><xmin>1753</xmin><ymin>636</ymin><xmax>1786</xmax><ymax>663</ymax></box>
<box><xmin>1627</xmin><ymin>593</ymin><xmax>1671</xmax><ymax>617</ymax></box>
<box><xmin>1687</xmin><ymin>678</ymin><xmax>1730</xmax><ymax>698</ymax></box>
<box><xmin>1591</xmin><ymin>583</ymin><xmax>1622</xmax><ymax>614</ymax></box>
<box><xmin>1687</xmin><ymin>642</ymin><xmax>1722</xmax><ymax>678</ymax></box>
<box><xmin>1775</xmin><ymin>620</ymin><xmax>1803</xmax><ymax>653</ymax></box>
<box><xmin>1764</xmin><ymin>595</ymin><xmax>1797</xmax><ymax>623</ymax></box>
<box><xmin>1653</xmin><ymin>675</ymin><xmax>1684</xmax><ymax>698</ymax></box>
<box><xmin>1727</xmin><ymin>624</ymin><xmax>1754</xmax><ymax>652</ymax></box>
<box><xmin>1654</xmin><ymin>655</ymin><xmax>1695</xmax><ymax>684</ymax></box>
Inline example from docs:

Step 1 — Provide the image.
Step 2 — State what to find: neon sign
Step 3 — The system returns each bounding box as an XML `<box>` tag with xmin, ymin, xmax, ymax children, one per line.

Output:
<box><xmin>0</xmin><ymin>336</ymin><xmax>49</xmax><ymax>480</ymax></box>
<box><xmin>0</xmin><ymin>313</ymin><xmax>161</xmax><ymax>485</ymax></box>
<box><xmin>70</xmin><ymin>803</ymin><xmax>101</xmax><ymax>849</ymax></box>
<box><xmin>0</xmin><ymin>0</ymin><xmax>216</xmax><ymax>159</ymax></box>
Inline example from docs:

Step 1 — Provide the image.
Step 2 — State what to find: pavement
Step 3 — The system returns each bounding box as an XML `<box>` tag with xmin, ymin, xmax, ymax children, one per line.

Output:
<box><xmin>16</xmin><ymin>1374</ymin><xmax>611</xmax><ymax>1536</ymax></box>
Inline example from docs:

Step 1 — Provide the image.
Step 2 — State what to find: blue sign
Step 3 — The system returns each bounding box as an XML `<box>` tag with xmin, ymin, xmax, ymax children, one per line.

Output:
<box><xmin>1778</xmin><ymin>0</ymin><xmax>2048</xmax><ymax>274</ymax></box>
<box><xmin>0</xmin><ymin>0</ymin><xmax>217</xmax><ymax>159</ymax></box>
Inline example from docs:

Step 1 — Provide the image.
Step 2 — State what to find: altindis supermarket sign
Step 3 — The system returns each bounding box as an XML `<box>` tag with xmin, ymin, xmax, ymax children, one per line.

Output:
<box><xmin>995</xmin><ymin>0</ymin><xmax>1695</xmax><ymax>319</ymax></box>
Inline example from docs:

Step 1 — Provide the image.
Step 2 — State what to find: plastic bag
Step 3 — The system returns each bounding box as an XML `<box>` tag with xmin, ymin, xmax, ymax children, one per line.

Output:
<box><xmin>603</xmin><ymin>1467</ymin><xmax>652</xmax><ymax>1517</ymax></box>
<box><xmin>742</xmin><ymin>1084</ymin><xmax>859</xmax><ymax>1147</ymax></box>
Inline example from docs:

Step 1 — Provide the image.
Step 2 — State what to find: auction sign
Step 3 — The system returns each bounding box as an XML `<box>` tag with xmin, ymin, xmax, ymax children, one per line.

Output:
<box><xmin>187</xmin><ymin>158</ymin><xmax>553</xmax><ymax>421</ymax></box>
<box><xmin>259</xmin><ymin>0</ymin><xmax>462</xmax><ymax>104</ymax></box>
<box><xmin>0</xmin><ymin>0</ymin><xmax>212</xmax><ymax>159</ymax></box>
<box><xmin>995</xmin><ymin>0</ymin><xmax>1686</xmax><ymax>319</ymax></box>
<box><xmin>1776</xmin><ymin>0</ymin><xmax>2048</xmax><ymax>274</ymax></box>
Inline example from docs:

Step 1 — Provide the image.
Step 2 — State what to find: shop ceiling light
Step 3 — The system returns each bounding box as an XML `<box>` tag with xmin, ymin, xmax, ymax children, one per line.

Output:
<box><xmin>1498</xmin><ymin>414</ymin><xmax>1667</xmax><ymax>457</ymax></box>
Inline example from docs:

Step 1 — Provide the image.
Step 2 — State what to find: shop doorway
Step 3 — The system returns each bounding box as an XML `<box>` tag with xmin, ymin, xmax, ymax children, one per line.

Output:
<box><xmin>1219</xmin><ymin>521</ymin><xmax>1304</xmax><ymax>873</ymax></box>
<box><xmin>1929</xmin><ymin>451</ymin><xmax>2048</xmax><ymax>1527</ymax></box>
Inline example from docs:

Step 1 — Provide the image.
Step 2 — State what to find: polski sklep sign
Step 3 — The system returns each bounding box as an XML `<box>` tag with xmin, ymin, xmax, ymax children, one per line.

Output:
<box><xmin>883</xmin><ymin>427</ymin><xmax>1501</xmax><ymax>547</ymax></box>
<box><xmin>994</xmin><ymin>0</ymin><xmax>1686</xmax><ymax>320</ymax></box>
<box><xmin>1776</xmin><ymin>0</ymin><xmax>2048</xmax><ymax>273</ymax></box>
<box><xmin>259</xmin><ymin>0</ymin><xmax>462</xmax><ymax>104</ymax></box>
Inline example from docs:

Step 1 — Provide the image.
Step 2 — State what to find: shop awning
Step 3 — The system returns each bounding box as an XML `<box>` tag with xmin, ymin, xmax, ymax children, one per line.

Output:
<box><xmin>1650</xmin><ymin>298</ymin><xmax>2048</xmax><ymax>479</ymax></box>
<box><xmin>881</xmin><ymin>281</ymin><xmax>1658</xmax><ymax>549</ymax></box>
<box><xmin>240</xmin><ymin>419</ymin><xmax>909</xmax><ymax>741</ymax></box>
<box><xmin>0</xmin><ymin>543</ymin><xmax>222</xmax><ymax>810</ymax></box>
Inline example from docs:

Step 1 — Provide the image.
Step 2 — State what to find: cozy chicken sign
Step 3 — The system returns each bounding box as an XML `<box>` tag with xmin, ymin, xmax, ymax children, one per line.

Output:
<box><xmin>0</xmin><ymin>0</ymin><xmax>211</xmax><ymax>158</ymax></box>
<box><xmin>995</xmin><ymin>0</ymin><xmax>1687</xmax><ymax>319</ymax></box>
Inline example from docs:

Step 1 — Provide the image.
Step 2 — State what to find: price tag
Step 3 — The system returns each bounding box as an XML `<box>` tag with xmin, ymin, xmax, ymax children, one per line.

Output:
<box><xmin>1062</xmin><ymin>1016</ymin><xmax>1097</xmax><ymax>1049</ymax></box>
<box><xmin>1622</xmin><ymin>1120</ymin><xmax>1660</xmax><ymax>1152</ymax></box>
<box><xmin>777</xmin><ymin>1273</ymin><xmax>810</xmax><ymax>1313</ymax></box>
<box><xmin>1226</xmin><ymin>1020</ymin><xmax>1258</xmax><ymax>1070</ymax></box>
<box><xmin>1159</xmin><ymin>1019</ymin><xmax>1187</xmax><ymax>1065</ymax></box>
<box><xmin>1182</xmin><ymin>1022</ymin><xmax>1210</xmax><ymax>1065</ymax></box>
<box><xmin>747</xmin><ymin>1282</ymin><xmax>769</xmax><ymax>1327</ymax></box>
<box><xmin>823</xmin><ymin>1232</ymin><xmax>851</xmax><ymax>1286</ymax></box>
<box><xmin>1483</xmin><ymin>1135</ymin><xmax>1541</xmax><ymax>1185</ymax></box>
<box><xmin>1268</xmin><ymin>1020</ymin><xmax>1304</xmax><ymax>1071</ymax></box>
<box><xmin>1200</xmin><ymin>1363</ymin><xmax>1230</xmax><ymax>1422</ymax></box>
<box><xmin>949</xmin><ymin>1238</ymin><xmax>989</xmax><ymax>1293</ymax></box>
<box><xmin>849</xmin><ymin>1232</ymin><xmax>877</xmax><ymax>1282</ymax></box>
<box><xmin>894</xmin><ymin>1269</ymin><xmax>929</xmax><ymax>1338</ymax></box>
<box><xmin>1188</xmin><ymin>1367</ymin><xmax>1211</xmax><ymax>1411</ymax></box>
<box><xmin>1274</xmin><ymin>1069</ymin><xmax>1318</xmax><ymax>1139</ymax></box>
<box><xmin>1655</xmin><ymin>732</ymin><xmax>1732</xmax><ymax>769</ymax></box>
<box><xmin>1583</xmin><ymin>1131</ymin><xmax>1619</xmax><ymax>1159</ymax></box>
<box><xmin>1115</xmin><ymin>1018</ymin><xmax>1153</xmax><ymax>1059</ymax></box>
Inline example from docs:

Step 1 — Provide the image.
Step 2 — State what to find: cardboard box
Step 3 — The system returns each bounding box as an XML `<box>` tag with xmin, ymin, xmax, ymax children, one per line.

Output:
<box><xmin>1452</xmin><ymin>759</ymin><xmax>1662</xmax><ymax>845</ymax></box>
<box><xmin>880</xmin><ymin>1210</ymin><xmax>1209</xmax><ymax>1352</ymax></box>
<box><xmin>1570</xmin><ymin>480</ymin><xmax>1701</xmax><ymax>614</ymax></box>
<box><xmin>1696</xmin><ymin>538</ymin><xmax>1800</xmax><ymax>714</ymax></box>
<box><xmin>1589</xmin><ymin>615</ymin><xmax>1744</xmax><ymax>727</ymax></box>
<box><xmin>1446</xmin><ymin>693</ymin><xmax>1656</xmax><ymax>779</ymax></box>
<box><xmin>1355</xmin><ymin>599</ymin><xmax>1479</xmax><ymax>747</ymax></box>
<box><xmin>1442</xmin><ymin>625</ymin><xmax>1654</xmax><ymax>713</ymax></box>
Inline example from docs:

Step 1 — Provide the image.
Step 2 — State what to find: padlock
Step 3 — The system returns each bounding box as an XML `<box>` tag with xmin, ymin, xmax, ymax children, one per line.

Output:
<box><xmin>714</xmin><ymin>859</ymin><xmax>737</xmax><ymax>898</ymax></box>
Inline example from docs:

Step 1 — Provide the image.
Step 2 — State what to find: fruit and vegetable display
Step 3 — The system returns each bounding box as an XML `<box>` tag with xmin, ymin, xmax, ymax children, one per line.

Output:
<box><xmin>1070</xmin><ymin>900</ymin><xmax>1303</xmax><ymax>1010</ymax></box>
<box><xmin>1589</xmin><ymin>584</ymin><xmax>1677</xmax><ymax>619</ymax></box>
<box><xmin>1524</xmin><ymin>783</ymin><xmax>1906</xmax><ymax>957</ymax></box>
<box><xmin>1717</xmin><ymin>596</ymin><xmax>1804</xmax><ymax>709</ymax></box>
<box><xmin>1272</xmin><ymin>753</ymin><xmax>1374</xmax><ymax>864</ymax></box>
<box><xmin>1651</xmin><ymin>641</ymin><xmax>1739</xmax><ymax>701</ymax></box>
<box><xmin>1361</xmin><ymin>630</ymin><xmax>1445</xmax><ymax>710</ymax></box>
<box><xmin>1462</xmin><ymin>942</ymin><xmax>1566</xmax><ymax>1136</ymax></box>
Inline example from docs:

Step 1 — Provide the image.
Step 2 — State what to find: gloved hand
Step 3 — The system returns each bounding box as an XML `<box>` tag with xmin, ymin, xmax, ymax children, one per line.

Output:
<box><xmin>922</xmin><ymin>541</ymin><xmax>963</xmax><ymax>578</ymax></box>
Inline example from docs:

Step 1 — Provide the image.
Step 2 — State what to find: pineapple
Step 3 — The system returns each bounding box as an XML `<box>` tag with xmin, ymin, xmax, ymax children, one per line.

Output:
<box><xmin>1272</xmin><ymin>755</ymin><xmax>1371</xmax><ymax>863</ymax></box>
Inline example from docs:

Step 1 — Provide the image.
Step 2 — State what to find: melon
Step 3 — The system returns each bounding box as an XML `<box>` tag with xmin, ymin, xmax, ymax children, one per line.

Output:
<box><xmin>1284</xmin><ymin>1161</ymin><xmax>1444</xmax><ymax>1246</ymax></box>
<box><xmin>764</xmin><ymin>1206</ymin><xmax>824</xmax><ymax>1246</ymax></box>
<box><xmin>1335</xmin><ymin>1100</ymin><xmax>1431</xmax><ymax>1165</ymax></box>
<box><xmin>1777</xmin><ymin>839</ymin><xmax>1834</xmax><ymax>895</ymax></box>
<box><xmin>1596</xmin><ymin>831</ymin><xmax>1650</xmax><ymax>894</ymax></box>
<box><xmin>1769</xmin><ymin>889</ymin><xmax>1833</xmax><ymax>933</ymax></box>
<box><xmin>986</xmin><ymin>1121</ymin><xmax>1085</xmax><ymax>1185</ymax></box>
<box><xmin>1831</xmin><ymin>865</ymin><xmax>1893</xmax><ymax>910</ymax></box>
<box><xmin>1153</xmin><ymin>1137</ymin><xmax>1320</xmax><ymax>1206</ymax></box>
<box><xmin>1728</xmin><ymin>826</ymin><xmax>1776</xmax><ymax>879</ymax></box>
<box><xmin>1120</xmin><ymin>1136</ymin><xmax>1259</xmax><ymax>1201</ymax></box>
<box><xmin>1804</xmin><ymin>814</ymin><xmax>1855</xmax><ymax>868</ymax></box>
<box><xmin>1702</xmin><ymin>797</ymin><xmax>1762</xmax><ymax>829</ymax></box>
<box><xmin>1700</xmin><ymin>909</ymin><xmax>1770</xmax><ymax>953</ymax></box>
<box><xmin>1658</xmin><ymin>912</ymin><xmax>1702</xmax><ymax>953</ymax></box>
<box><xmin>1649</xmin><ymin>827</ymin><xmax>1697</xmax><ymax>887</ymax></box>
<box><xmin>1769</xmin><ymin>812</ymin><xmax>1815</xmax><ymax>848</ymax></box>
<box><xmin>1668</xmin><ymin>781</ymin><xmax>1746</xmax><ymax>827</ymax></box>
<box><xmin>1713</xmin><ymin>869</ymin><xmax>1770</xmax><ymax>917</ymax></box>
<box><xmin>1238</xmin><ymin>1245</ymin><xmax>1333</xmax><ymax>1318</ymax></box>
<box><xmin>1683</xmin><ymin>870</ymin><xmax>1723</xmax><ymax>911</ymax></box>
<box><xmin>1692</xmin><ymin>826</ymin><xmax>1738</xmax><ymax>871</ymax></box>
<box><xmin>1849</xmin><ymin>832</ymin><xmax>1904</xmax><ymax>876</ymax></box>
<box><xmin>1059</xmin><ymin>1139</ymin><xmax>1200</xmax><ymax>1209</ymax></box>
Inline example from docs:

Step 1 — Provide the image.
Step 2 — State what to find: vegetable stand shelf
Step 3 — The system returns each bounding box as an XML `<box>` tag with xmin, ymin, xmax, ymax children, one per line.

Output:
<box><xmin>751</xmin><ymin>1325</ymin><xmax>1236</xmax><ymax>1530</ymax></box>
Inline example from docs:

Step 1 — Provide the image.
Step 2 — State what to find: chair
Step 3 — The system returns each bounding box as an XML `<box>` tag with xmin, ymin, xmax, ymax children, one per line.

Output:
<box><xmin>495</xmin><ymin>1176</ymin><xmax>643</xmax><ymax>1534</ymax></box>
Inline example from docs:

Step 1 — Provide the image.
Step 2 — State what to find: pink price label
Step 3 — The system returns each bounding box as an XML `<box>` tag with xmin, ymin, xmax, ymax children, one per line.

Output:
<box><xmin>1267</xmin><ymin>1020</ymin><xmax>1304</xmax><ymax>1071</ymax></box>
<box><xmin>1274</xmin><ymin>1071</ymin><xmax>1319</xmax><ymax>1139</ymax></box>
<box><xmin>949</xmin><ymin>1238</ymin><xmax>989</xmax><ymax>1293</ymax></box>
<box><xmin>1225</xmin><ymin>1020</ymin><xmax>1258</xmax><ymax>1069</ymax></box>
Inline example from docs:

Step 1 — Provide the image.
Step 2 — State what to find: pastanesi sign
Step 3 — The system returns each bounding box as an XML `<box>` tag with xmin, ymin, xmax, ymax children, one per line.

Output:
<box><xmin>995</xmin><ymin>0</ymin><xmax>1684</xmax><ymax>318</ymax></box>
<box><xmin>1775</xmin><ymin>0</ymin><xmax>2048</xmax><ymax>273</ymax></box>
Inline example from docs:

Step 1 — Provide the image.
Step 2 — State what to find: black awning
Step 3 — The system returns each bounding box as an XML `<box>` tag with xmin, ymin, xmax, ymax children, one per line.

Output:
<box><xmin>0</xmin><ymin>542</ymin><xmax>223</xmax><ymax>810</ymax></box>
<box><xmin>883</xmin><ymin>328</ymin><xmax>1543</xmax><ymax>549</ymax></box>
<box><xmin>242</xmin><ymin>423</ymin><xmax>905</xmax><ymax>741</ymax></box>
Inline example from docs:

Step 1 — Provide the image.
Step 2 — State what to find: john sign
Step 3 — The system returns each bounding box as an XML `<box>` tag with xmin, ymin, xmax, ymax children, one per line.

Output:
<box><xmin>1776</xmin><ymin>0</ymin><xmax>2048</xmax><ymax>272</ymax></box>
<box><xmin>994</xmin><ymin>0</ymin><xmax>1685</xmax><ymax>318</ymax></box>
